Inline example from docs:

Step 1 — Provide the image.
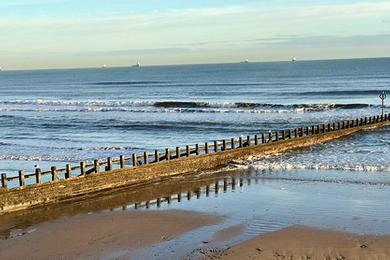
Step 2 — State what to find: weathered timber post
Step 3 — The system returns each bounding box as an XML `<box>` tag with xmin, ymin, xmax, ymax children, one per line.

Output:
<box><xmin>132</xmin><ymin>153</ymin><xmax>137</xmax><ymax>167</ymax></box>
<box><xmin>355</xmin><ymin>119</ymin><xmax>359</xmax><ymax>127</ymax></box>
<box><xmin>346</xmin><ymin>120</ymin><xmax>350</xmax><ymax>128</ymax></box>
<box><xmin>80</xmin><ymin>162</ymin><xmax>86</xmax><ymax>176</ymax></box>
<box><xmin>364</xmin><ymin>117</ymin><xmax>367</xmax><ymax>125</ymax></box>
<box><xmin>18</xmin><ymin>170</ymin><xmax>25</xmax><ymax>188</ymax></box>
<box><xmin>275</xmin><ymin>131</ymin><xmax>280</xmax><ymax>141</ymax></box>
<box><xmin>337</xmin><ymin>122</ymin><xmax>341</xmax><ymax>130</ymax></box>
<box><xmin>214</xmin><ymin>141</ymin><xmax>218</xmax><ymax>152</ymax></box>
<box><xmin>51</xmin><ymin>166</ymin><xmax>58</xmax><ymax>181</ymax></box>
<box><xmin>156</xmin><ymin>198</ymin><xmax>161</xmax><ymax>208</ymax></box>
<box><xmin>107</xmin><ymin>158</ymin><xmax>112</xmax><ymax>171</ymax></box>
<box><xmin>316</xmin><ymin>125</ymin><xmax>320</xmax><ymax>134</ymax></box>
<box><xmin>195</xmin><ymin>144</ymin><xmax>200</xmax><ymax>155</ymax></box>
<box><xmin>305</xmin><ymin>127</ymin><xmax>309</xmax><ymax>136</ymax></box>
<box><xmin>281</xmin><ymin>131</ymin><xmax>285</xmax><ymax>140</ymax></box>
<box><xmin>332</xmin><ymin>122</ymin><xmax>336</xmax><ymax>130</ymax></box>
<box><xmin>1</xmin><ymin>173</ymin><xmax>8</xmax><ymax>189</ymax></box>
<box><xmin>206</xmin><ymin>185</ymin><xmax>210</xmax><ymax>197</ymax></box>
<box><xmin>165</xmin><ymin>148</ymin><xmax>170</xmax><ymax>161</ymax></box>
<box><xmin>94</xmin><ymin>160</ymin><xmax>100</xmax><ymax>174</ymax></box>
<box><xmin>254</xmin><ymin>134</ymin><xmax>259</xmax><ymax>145</ymax></box>
<box><xmin>262</xmin><ymin>133</ymin><xmax>266</xmax><ymax>143</ymax></box>
<box><xmin>239</xmin><ymin>137</ymin><xmax>243</xmax><ymax>147</ymax></box>
<box><xmin>327</xmin><ymin>123</ymin><xmax>330</xmax><ymax>132</ymax></box>
<box><xmin>143</xmin><ymin>152</ymin><xmax>148</xmax><ymax>165</ymax></box>
<box><xmin>205</xmin><ymin>142</ymin><xmax>209</xmax><ymax>154</ymax></box>
<box><xmin>187</xmin><ymin>191</ymin><xmax>192</xmax><ymax>200</ymax></box>
<box><xmin>215</xmin><ymin>181</ymin><xmax>219</xmax><ymax>194</ymax></box>
<box><xmin>231</xmin><ymin>138</ymin><xmax>235</xmax><ymax>149</ymax></box>
<box><xmin>269</xmin><ymin>131</ymin><xmax>273</xmax><ymax>142</ymax></box>
<box><xmin>311</xmin><ymin>125</ymin><xmax>315</xmax><ymax>134</ymax></box>
<box><xmin>342</xmin><ymin>121</ymin><xmax>345</xmax><ymax>129</ymax></box>
<box><xmin>186</xmin><ymin>145</ymin><xmax>190</xmax><ymax>157</ymax></box>
<box><xmin>177</xmin><ymin>193</ymin><xmax>182</xmax><ymax>202</ymax></box>
<box><xmin>35</xmin><ymin>168</ymin><xmax>42</xmax><ymax>184</ymax></box>
<box><xmin>288</xmin><ymin>129</ymin><xmax>292</xmax><ymax>138</ymax></box>
<box><xmin>246</xmin><ymin>135</ymin><xmax>251</xmax><ymax>146</ymax></box>
<box><xmin>222</xmin><ymin>140</ymin><xmax>226</xmax><ymax>151</ymax></box>
<box><xmin>65</xmin><ymin>164</ymin><xmax>72</xmax><ymax>179</ymax></box>
<box><xmin>300</xmin><ymin>127</ymin><xmax>304</xmax><ymax>136</ymax></box>
<box><xmin>120</xmin><ymin>155</ymin><xmax>125</xmax><ymax>168</ymax></box>
<box><xmin>294</xmin><ymin>128</ymin><xmax>298</xmax><ymax>138</ymax></box>
<box><xmin>321</xmin><ymin>124</ymin><xmax>325</xmax><ymax>133</ymax></box>
<box><xmin>176</xmin><ymin>147</ymin><xmax>180</xmax><ymax>159</ymax></box>
<box><xmin>223</xmin><ymin>178</ymin><xmax>228</xmax><ymax>192</ymax></box>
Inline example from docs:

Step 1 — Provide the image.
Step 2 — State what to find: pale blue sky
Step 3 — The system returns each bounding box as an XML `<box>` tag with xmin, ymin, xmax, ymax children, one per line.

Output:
<box><xmin>1</xmin><ymin>0</ymin><xmax>389</xmax><ymax>69</ymax></box>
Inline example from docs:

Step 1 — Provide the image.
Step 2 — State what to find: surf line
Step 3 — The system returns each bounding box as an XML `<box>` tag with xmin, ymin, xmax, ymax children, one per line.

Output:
<box><xmin>1</xmin><ymin>114</ymin><xmax>389</xmax><ymax>215</ymax></box>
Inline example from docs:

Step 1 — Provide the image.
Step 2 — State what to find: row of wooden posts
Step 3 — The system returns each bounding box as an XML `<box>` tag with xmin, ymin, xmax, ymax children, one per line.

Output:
<box><xmin>1</xmin><ymin>113</ymin><xmax>389</xmax><ymax>190</ymax></box>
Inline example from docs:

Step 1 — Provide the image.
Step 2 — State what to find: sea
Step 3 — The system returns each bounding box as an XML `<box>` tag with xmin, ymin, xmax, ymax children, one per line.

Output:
<box><xmin>1</xmin><ymin>58</ymin><xmax>390</xmax><ymax>257</ymax></box>
<box><xmin>0</xmin><ymin>58</ymin><xmax>389</xmax><ymax>176</ymax></box>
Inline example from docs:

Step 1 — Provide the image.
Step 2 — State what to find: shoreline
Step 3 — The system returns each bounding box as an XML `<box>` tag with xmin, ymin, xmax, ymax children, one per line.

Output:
<box><xmin>0</xmin><ymin>210</ymin><xmax>221</xmax><ymax>260</ymax></box>
<box><xmin>212</xmin><ymin>225</ymin><xmax>390</xmax><ymax>259</ymax></box>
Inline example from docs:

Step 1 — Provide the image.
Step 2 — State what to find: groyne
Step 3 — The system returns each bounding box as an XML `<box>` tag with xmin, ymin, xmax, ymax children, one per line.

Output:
<box><xmin>1</xmin><ymin>114</ymin><xmax>389</xmax><ymax>215</ymax></box>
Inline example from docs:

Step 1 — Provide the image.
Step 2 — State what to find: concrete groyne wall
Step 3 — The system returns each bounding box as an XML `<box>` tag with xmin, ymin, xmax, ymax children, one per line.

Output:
<box><xmin>1</xmin><ymin>114</ymin><xmax>389</xmax><ymax>215</ymax></box>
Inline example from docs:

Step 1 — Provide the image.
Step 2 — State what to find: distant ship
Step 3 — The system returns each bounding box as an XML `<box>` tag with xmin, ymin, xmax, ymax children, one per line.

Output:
<box><xmin>132</xmin><ymin>61</ymin><xmax>141</xmax><ymax>68</ymax></box>
<box><xmin>240</xmin><ymin>59</ymin><xmax>249</xmax><ymax>64</ymax></box>
<box><xmin>101</xmin><ymin>64</ymin><xmax>108</xmax><ymax>69</ymax></box>
<box><xmin>292</xmin><ymin>57</ymin><xmax>297</xmax><ymax>62</ymax></box>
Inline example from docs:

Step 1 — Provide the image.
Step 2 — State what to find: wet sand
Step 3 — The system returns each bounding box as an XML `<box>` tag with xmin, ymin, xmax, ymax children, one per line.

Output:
<box><xmin>0</xmin><ymin>210</ymin><xmax>221</xmax><ymax>260</ymax></box>
<box><xmin>213</xmin><ymin>225</ymin><xmax>390</xmax><ymax>259</ymax></box>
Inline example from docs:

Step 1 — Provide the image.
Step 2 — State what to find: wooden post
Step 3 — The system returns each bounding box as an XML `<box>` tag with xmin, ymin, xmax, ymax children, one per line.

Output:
<box><xmin>144</xmin><ymin>152</ymin><xmax>148</xmax><ymax>164</ymax></box>
<box><xmin>94</xmin><ymin>160</ymin><xmax>100</xmax><ymax>173</ymax></box>
<box><xmin>288</xmin><ymin>129</ymin><xmax>292</xmax><ymax>138</ymax></box>
<box><xmin>205</xmin><ymin>142</ymin><xmax>209</xmax><ymax>154</ymax></box>
<box><xmin>80</xmin><ymin>162</ymin><xmax>85</xmax><ymax>176</ymax></box>
<box><xmin>186</xmin><ymin>145</ymin><xmax>190</xmax><ymax>157</ymax></box>
<box><xmin>275</xmin><ymin>131</ymin><xmax>279</xmax><ymax>141</ymax></box>
<box><xmin>222</xmin><ymin>140</ymin><xmax>226</xmax><ymax>151</ymax></box>
<box><xmin>246</xmin><ymin>135</ymin><xmax>251</xmax><ymax>146</ymax></box>
<box><xmin>18</xmin><ymin>170</ymin><xmax>25</xmax><ymax>187</ymax></box>
<box><xmin>120</xmin><ymin>155</ymin><xmax>125</xmax><ymax>168</ymax></box>
<box><xmin>132</xmin><ymin>153</ymin><xmax>137</xmax><ymax>167</ymax></box>
<box><xmin>305</xmin><ymin>127</ymin><xmax>309</xmax><ymax>136</ymax></box>
<box><xmin>311</xmin><ymin>125</ymin><xmax>315</xmax><ymax>134</ymax></box>
<box><xmin>346</xmin><ymin>120</ymin><xmax>350</xmax><ymax>128</ymax></box>
<box><xmin>107</xmin><ymin>157</ymin><xmax>112</xmax><ymax>171</ymax></box>
<box><xmin>213</xmin><ymin>141</ymin><xmax>218</xmax><ymax>152</ymax></box>
<box><xmin>1</xmin><ymin>173</ymin><xmax>8</xmax><ymax>189</ymax></box>
<box><xmin>268</xmin><ymin>131</ymin><xmax>273</xmax><ymax>142</ymax></box>
<box><xmin>364</xmin><ymin>117</ymin><xmax>367</xmax><ymax>125</ymax></box>
<box><xmin>239</xmin><ymin>137</ymin><xmax>243</xmax><ymax>147</ymax></box>
<box><xmin>176</xmin><ymin>147</ymin><xmax>180</xmax><ymax>158</ymax></box>
<box><xmin>332</xmin><ymin>122</ymin><xmax>336</xmax><ymax>131</ymax></box>
<box><xmin>231</xmin><ymin>138</ymin><xmax>235</xmax><ymax>149</ymax></box>
<box><xmin>321</xmin><ymin>124</ymin><xmax>325</xmax><ymax>133</ymax></box>
<box><xmin>35</xmin><ymin>168</ymin><xmax>42</xmax><ymax>184</ymax></box>
<box><xmin>262</xmin><ymin>133</ymin><xmax>266</xmax><ymax>143</ymax></box>
<box><xmin>165</xmin><ymin>148</ymin><xmax>170</xmax><ymax>161</ymax></box>
<box><xmin>327</xmin><ymin>123</ymin><xmax>331</xmax><ymax>132</ymax></box>
<box><xmin>195</xmin><ymin>144</ymin><xmax>200</xmax><ymax>155</ymax></box>
<box><xmin>254</xmin><ymin>134</ymin><xmax>258</xmax><ymax>145</ymax></box>
<box><xmin>294</xmin><ymin>128</ymin><xmax>298</xmax><ymax>138</ymax></box>
<box><xmin>65</xmin><ymin>164</ymin><xmax>72</xmax><ymax>179</ymax></box>
<box><xmin>51</xmin><ymin>166</ymin><xmax>57</xmax><ymax>181</ymax></box>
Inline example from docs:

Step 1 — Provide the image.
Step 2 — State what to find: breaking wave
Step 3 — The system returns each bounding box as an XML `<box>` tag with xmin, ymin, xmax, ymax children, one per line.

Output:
<box><xmin>0</xmin><ymin>100</ymin><xmax>381</xmax><ymax>113</ymax></box>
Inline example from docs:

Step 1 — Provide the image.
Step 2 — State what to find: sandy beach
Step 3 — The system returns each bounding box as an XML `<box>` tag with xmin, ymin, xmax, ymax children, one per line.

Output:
<box><xmin>0</xmin><ymin>210</ymin><xmax>221</xmax><ymax>260</ymax></box>
<box><xmin>212</xmin><ymin>225</ymin><xmax>390</xmax><ymax>260</ymax></box>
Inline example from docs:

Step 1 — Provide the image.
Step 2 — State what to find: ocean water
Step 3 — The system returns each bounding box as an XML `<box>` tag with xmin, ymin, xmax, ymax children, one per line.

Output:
<box><xmin>0</xmin><ymin>58</ymin><xmax>389</xmax><ymax>178</ymax></box>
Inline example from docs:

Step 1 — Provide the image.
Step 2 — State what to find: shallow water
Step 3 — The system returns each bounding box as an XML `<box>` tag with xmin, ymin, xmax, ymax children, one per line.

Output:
<box><xmin>2</xmin><ymin>165</ymin><xmax>390</xmax><ymax>258</ymax></box>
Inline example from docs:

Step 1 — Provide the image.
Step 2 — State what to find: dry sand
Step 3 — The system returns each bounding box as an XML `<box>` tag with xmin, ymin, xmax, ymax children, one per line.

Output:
<box><xmin>0</xmin><ymin>210</ymin><xmax>221</xmax><ymax>260</ymax></box>
<box><xmin>211</xmin><ymin>225</ymin><xmax>390</xmax><ymax>260</ymax></box>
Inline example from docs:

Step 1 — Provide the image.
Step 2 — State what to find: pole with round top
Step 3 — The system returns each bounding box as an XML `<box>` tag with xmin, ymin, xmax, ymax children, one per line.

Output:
<box><xmin>379</xmin><ymin>91</ymin><xmax>386</xmax><ymax>117</ymax></box>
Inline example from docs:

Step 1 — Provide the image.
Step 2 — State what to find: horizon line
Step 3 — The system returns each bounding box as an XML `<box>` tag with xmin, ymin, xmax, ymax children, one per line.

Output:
<box><xmin>1</xmin><ymin>56</ymin><xmax>390</xmax><ymax>72</ymax></box>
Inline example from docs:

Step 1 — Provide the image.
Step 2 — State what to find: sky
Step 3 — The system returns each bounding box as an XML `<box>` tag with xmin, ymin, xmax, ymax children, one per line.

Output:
<box><xmin>0</xmin><ymin>0</ymin><xmax>390</xmax><ymax>70</ymax></box>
